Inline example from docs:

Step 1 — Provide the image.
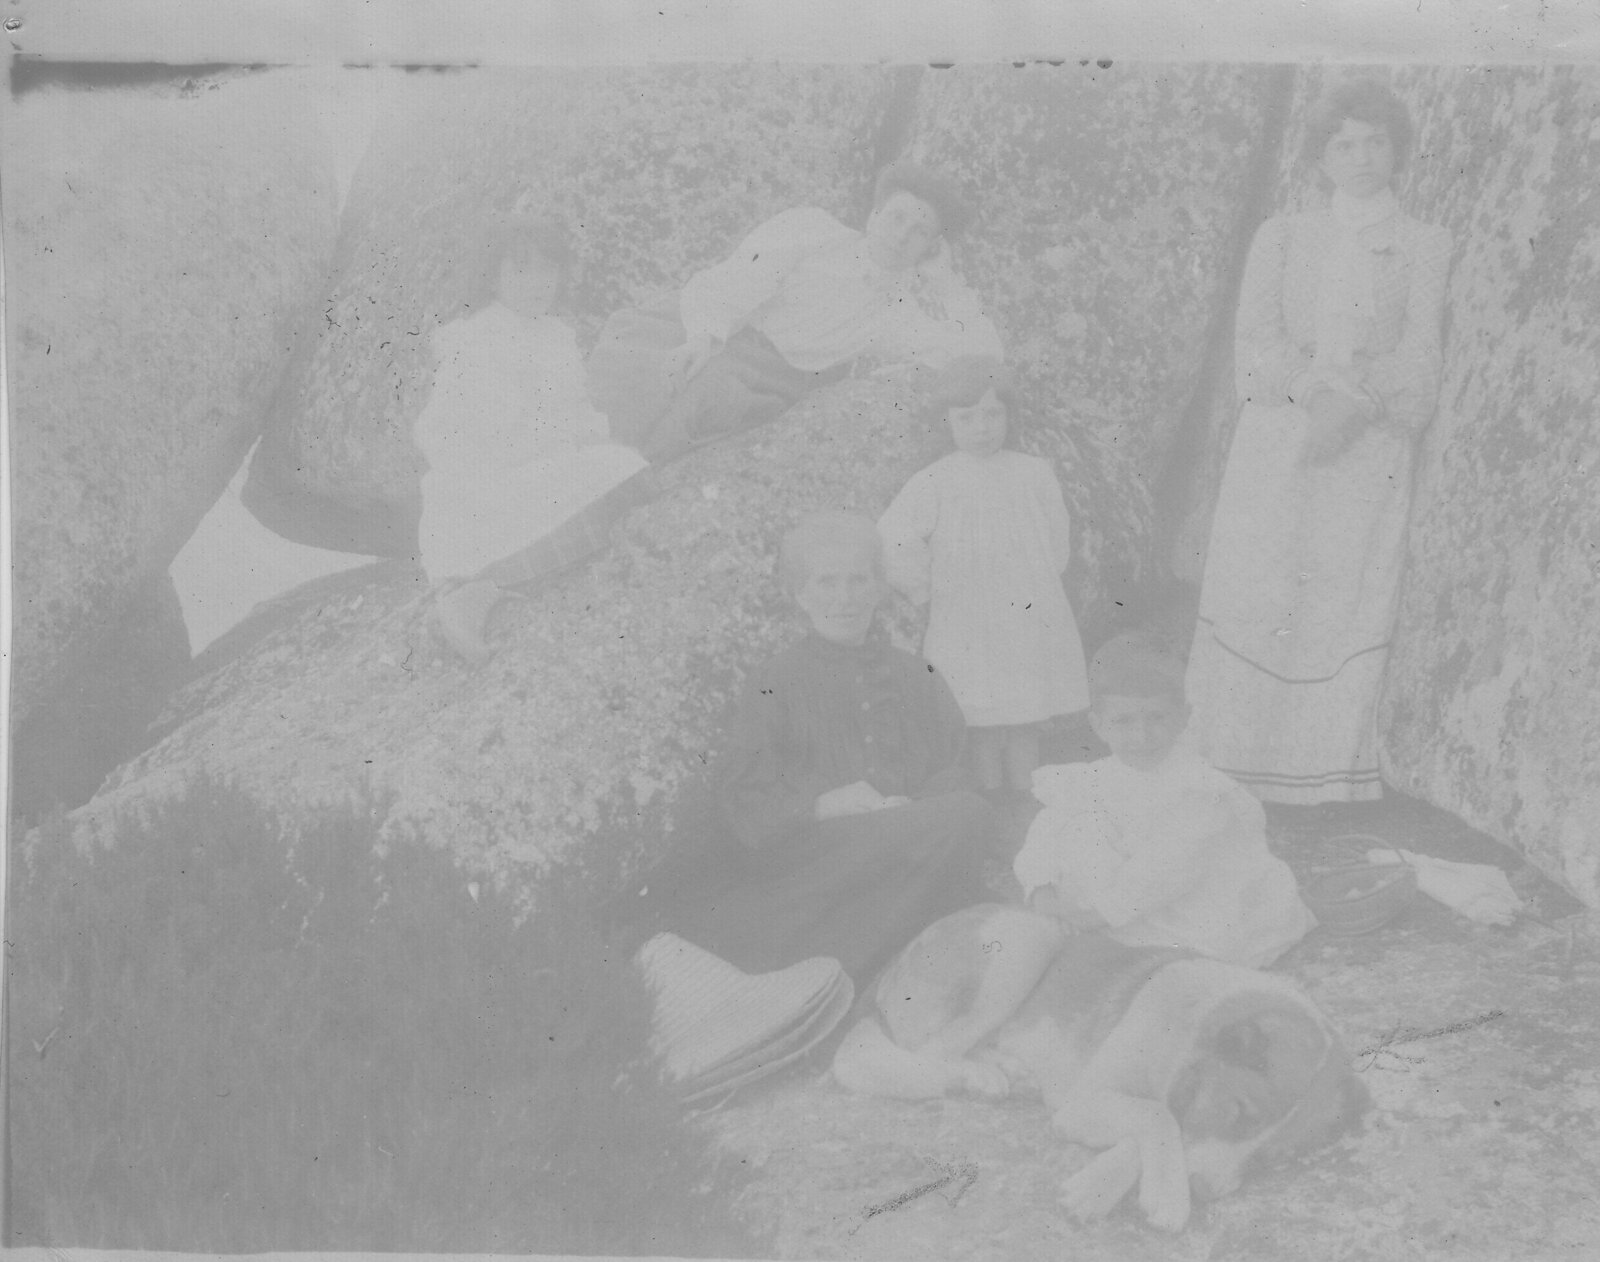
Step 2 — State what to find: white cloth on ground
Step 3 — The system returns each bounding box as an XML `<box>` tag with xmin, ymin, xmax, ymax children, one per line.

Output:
<box><xmin>1366</xmin><ymin>848</ymin><xmax>1522</xmax><ymax>926</ymax></box>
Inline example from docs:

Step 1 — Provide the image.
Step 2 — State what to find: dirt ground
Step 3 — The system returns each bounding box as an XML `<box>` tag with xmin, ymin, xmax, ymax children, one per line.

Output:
<box><xmin>701</xmin><ymin>794</ymin><xmax>1600</xmax><ymax>1261</ymax></box>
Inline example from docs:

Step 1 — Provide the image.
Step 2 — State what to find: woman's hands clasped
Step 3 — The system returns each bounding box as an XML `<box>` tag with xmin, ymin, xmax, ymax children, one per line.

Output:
<box><xmin>1301</xmin><ymin>386</ymin><xmax>1373</xmax><ymax>465</ymax></box>
<box><xmin>814</xmin><ymin>780</ymin><xmax>912</xmax><ymax>820</ymax></box>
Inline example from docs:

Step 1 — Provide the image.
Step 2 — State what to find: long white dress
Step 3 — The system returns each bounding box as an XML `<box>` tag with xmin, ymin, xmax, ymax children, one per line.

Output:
<box><xmin>1015</xmin><ymin>748</ymin><xmax>1316</xmax><ymax>968</ymax></box>
<box><xmin>878</xmin><ymin>448</ymin><xmax>1088</xmax><ymax>728</ymax></box>
<box><xmin>1186</xmin><ymin>191</ymin><xmax>1453</xmax><ymax>804</ymax></box>
<box><xmin>413</xmin><ymin>303</ymin><xmax>645</xmax><ymax>582</ymax></box>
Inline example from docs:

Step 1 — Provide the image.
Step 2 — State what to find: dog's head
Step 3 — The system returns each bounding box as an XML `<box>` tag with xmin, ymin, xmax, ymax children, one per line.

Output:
<box><xmin>1166</xmin><ymin>992</ymin><xmax>1369</xmax><ymax>1202</ymax></box>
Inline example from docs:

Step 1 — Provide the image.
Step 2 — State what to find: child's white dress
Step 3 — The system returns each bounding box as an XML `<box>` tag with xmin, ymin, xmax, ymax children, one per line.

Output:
<box><xmin>1014</xmin><ymin>747</ymin><xmax>1316</xmax><ymax>968</ymax></box>
<box><xmin>414</xmin><ymin>303</ymin><xmax>645</xmax><ymax>582</ymax></box>
<box><xmin>878</xmin><ymin>449</ymin><xmax>1088</xmax><ymax>728</ymax></box>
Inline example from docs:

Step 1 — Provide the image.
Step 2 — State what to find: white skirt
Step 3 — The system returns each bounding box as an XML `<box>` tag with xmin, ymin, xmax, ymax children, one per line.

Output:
<box><xmin>1186</xmin><ymin>401</ymin><xmax>1416</xmax><ymax>804</ymax></box>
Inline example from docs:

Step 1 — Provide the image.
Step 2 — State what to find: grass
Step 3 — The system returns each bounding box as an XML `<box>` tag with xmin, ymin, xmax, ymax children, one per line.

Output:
<box><xmin>7</xmin><ymin>776</ymin><xmax>764</xmax><ymax>1256</ymax></box>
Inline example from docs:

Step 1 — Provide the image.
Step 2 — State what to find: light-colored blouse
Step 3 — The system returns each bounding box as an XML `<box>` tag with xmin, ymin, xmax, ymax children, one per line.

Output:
<box><xmin>1015</xmin><ymin>748</ymin><xmax>1316</xmax><ymax>968</ymax></box>
<box><xmin>1235</xmin><ymin>190</ymin><xmax>1454</xmax><ymax>434</ymax></box>
<box><xmin>678</xmin><ymin>206</ymin><xmax>1003</xmax><ymax>373</ymax></box>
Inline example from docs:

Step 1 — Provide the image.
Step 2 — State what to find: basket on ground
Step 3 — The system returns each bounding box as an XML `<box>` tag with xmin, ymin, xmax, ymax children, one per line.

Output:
<box><xmin>1304</xmin><ymin>860</ymin><xmax>1417</xmax><ymax>935</ymax></box>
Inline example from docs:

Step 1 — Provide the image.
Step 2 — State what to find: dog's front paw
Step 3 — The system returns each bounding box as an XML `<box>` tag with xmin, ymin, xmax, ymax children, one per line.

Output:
<box><xmin>1059</xmin><ymin>1140</ymin><xmax>1140</xmax><ymax>1221</ymax></box>
<box><xmin>1138</xmin><ymin>1176</ymin><xmax>1191</xmax><ymax>1233</ymax></box>
<box><xmin>960</xmin><ymin>1060</ymin><xmax>1010</xmax><ymax>1100</ymax></box>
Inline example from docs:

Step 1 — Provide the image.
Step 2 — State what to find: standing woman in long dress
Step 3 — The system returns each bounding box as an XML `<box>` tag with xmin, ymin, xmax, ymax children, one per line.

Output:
<box><xmin>1186</xmin><ymin>80</ymin><xmax>1454</xmax><ymax>804</ymax></box>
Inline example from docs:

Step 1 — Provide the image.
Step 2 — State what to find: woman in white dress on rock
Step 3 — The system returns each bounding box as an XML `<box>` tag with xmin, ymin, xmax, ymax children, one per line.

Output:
<box><xmin>878</xmin><ymin>357</ymin><xmax>1088</xmax><ymax>795</ymax></box>
<box><xmin>1186</xmin><ymin>80</ymin><xmax>1454</xmax><ymax>803</ymax></box>
<box><xmin>415</xmin><ymin>215</ymin><xmax>647</xmax><ymax>661</ymax></box>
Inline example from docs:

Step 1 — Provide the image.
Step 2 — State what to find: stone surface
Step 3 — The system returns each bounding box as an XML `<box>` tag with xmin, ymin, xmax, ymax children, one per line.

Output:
<box><xmin>905</xmin><ymin>61</ymin><xmax>1281</xmax><ymax>634</ymax></box>
<box><xmin>1374</xmin><ymin>65</ymin><xmax>1600</xmax><ymax>906</ymax></box>
<box><xmin>68</xmin><ymin>379</ymin><xmax>950</xmax><ymax>879</ymax></box>
<box><xmin>241</xmin><ymin>64</ymin><xmax>908</xmax><ymax>557</ymax></box>
<box><xmin>4</xmin><ymin>71</ymin><xmax>341</xmax><ymax>728</ymax></box>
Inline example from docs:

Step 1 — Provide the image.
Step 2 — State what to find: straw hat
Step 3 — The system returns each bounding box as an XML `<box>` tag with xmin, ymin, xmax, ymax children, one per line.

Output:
<box><xmin>639</xmin><ymin>932</ymin><xmax>852</xmax><ymax>1091</ymax></box>
<box><xmin>681</xmin><ymin>973</ymin><xmax>856</xmax><ymax>1105</ymax></box>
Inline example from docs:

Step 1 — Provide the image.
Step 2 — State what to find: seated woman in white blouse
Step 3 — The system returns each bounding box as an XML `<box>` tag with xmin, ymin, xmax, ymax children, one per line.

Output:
<box><xmin>588</xmin><ymin>160</ymin><xmax>1005</xmax><ymax>463</ymax></box>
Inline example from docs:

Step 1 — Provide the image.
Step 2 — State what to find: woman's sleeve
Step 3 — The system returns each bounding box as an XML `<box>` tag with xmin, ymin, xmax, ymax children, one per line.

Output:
<box><xmin>1359</xmin><ymin>223</ymin><xmax>1454</xmax><ymax>434</ymax></box>
<box><xmin>679</xmin><ymin>207</ymin><xmax>848</xmax><ymax>345</ymax></box>
<box><xmin>1033</xmin><ymin>458</ymin><xmax>1073</xmax><ymax>574</ymax></box>
<box><xmin>1012</xmin><ymin>812</ymin><xmax>1067</xmax><ymax>897</ymax></box>
<box><xmin>877</xmin><ymin>469</ymin><xmax>940</xmax><ymax>606</ymax></box>
<box><xmin>719</xmin><ymin>663</ymin><xmax>829</xmax><ymax>851</ymax></box>
<box><xmin>1235</xmin><ymin>216</ymin><xmax>1315</xmax><ymax>407</ymax></box>
<box><xmin>1084</xmin><ymin>792</ymin><xmax>1228</xmax><ymax>928</ymax></box>
<box><xmin>1013</xmin><ymin>804</ymin><xmax>1115</xmax><ymax>901</ymax></box>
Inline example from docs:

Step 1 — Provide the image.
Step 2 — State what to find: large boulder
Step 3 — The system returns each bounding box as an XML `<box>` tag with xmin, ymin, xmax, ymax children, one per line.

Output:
<box><xmin>4</xmin><ymin>70</ymin><xmax>341</xmax><ymax>730</ymax></box>
<box><xmin>1376</xmin><ymin>65</ymin><xmax>1600</xmax><ymax>905</ymax></box>
<box><xmin>904</xmin><ymin>62</ymin><xmax>1284</xmax><ymax>633</ymax></box>
<box><xmin>241</xmin><ymin>64</ymin><xmax>912</xmax><ymax>557</ymax></box>
<box><xmin>66</xmin><ymin>379</ymin><xmax>949</xmax><ymax>878</ymax></box>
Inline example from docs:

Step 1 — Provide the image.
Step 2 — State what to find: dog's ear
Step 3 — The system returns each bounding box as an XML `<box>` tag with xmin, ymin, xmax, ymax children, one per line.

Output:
<box><xmin>1247</xmin><ymin>1010</ymin><xmax>1331</xmax><ymax>1093</ymax></box>
<box><xmin>1264</xmin><ymin>1030</ymin><xmax>1372</xmax><ymax>1158</ymax></box>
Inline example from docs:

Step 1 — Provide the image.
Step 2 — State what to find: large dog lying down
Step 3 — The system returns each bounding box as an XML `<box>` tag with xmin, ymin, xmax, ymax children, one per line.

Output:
<box><xmin>832</xmin><ymin>904</ymin><xmax>1367</xmax><ymax>1231</ymax></box>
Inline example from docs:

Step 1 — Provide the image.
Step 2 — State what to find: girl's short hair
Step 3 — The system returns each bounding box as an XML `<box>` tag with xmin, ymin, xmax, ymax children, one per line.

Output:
<box><xmin>872</xmin><ymin>161</ymin><xmax>977</xmax><ymax>236</ymax></box>
<box><xmin>1301</xmin><ymin>78</ymin><xmax>1415</xmax><ymax>176</ymax></box>
<box><xmin>922</xmin><ymin>355</ymin><xmax>1021</xmax><ymax>423</ymax></box>
<box><xmin>1088</xmin><ymin>631</ymin><xmax>1187</xmax><ymax>707</ymax></box>
<box><xmin>778</xmin><ymin>511</ymin><xmax>884</xmax><ymax>596</ymax></box>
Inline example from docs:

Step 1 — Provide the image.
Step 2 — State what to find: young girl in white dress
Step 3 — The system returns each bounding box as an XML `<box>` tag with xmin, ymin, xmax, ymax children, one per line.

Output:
<box><xmin>416</xmin><ymin>215</ymin><xmax>646</xmax><ymax>661</ymax></box>
<box><xmin>878</xmin><ymin>357</ymin><xmax>1089</xmax><ymax>794</ymax></box>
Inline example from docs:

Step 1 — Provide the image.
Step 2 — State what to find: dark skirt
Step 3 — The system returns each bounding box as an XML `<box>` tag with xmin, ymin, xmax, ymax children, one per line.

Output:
<box><xmin>637</xmin><ymin>790</ymin><xmax>995</xmax><ymax>986</ymax></box>
<box><xmin>585</xmin><ymin>291</ymin><xmax>847</xmax><ymax>465</ymax></box>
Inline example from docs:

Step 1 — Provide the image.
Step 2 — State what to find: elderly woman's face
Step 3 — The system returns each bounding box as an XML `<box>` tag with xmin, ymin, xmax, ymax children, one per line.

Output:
<box><xmin>794</xmin><ymin>540</ymin><xmax>884</xmax><ymax>645</ymax></box>
<box><xmin>865</xmin><ymin>191</ymin><xmax>943</xmax><ymax>272</ymax></box>
<box><xmin>1319</xmin><ymin>118</ymin><xmax>1396</xmax><ymax>200</ymax></box>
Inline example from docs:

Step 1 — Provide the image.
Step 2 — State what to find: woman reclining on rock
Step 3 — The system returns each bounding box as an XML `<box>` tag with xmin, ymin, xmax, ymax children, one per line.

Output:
<box><xmin>588</xmin><ymin>159</ymin><xmax>1004</xmax><ymax>462</ymax></box>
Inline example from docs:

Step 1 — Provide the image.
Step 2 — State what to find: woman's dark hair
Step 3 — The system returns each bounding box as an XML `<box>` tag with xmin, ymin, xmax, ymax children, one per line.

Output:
<box><xmin>457</xmin><ymin>212</ymin><xmax>573</xmax><ymax>313</ymax></box>
<box><xmin>1301</xmin><ymin>79</ymin><xmax>1415</xmax><ymax>176</ymax></box>
<box><xmin>778</xmin><ymin>510</ymin><xmax>885</xmax><ymax>596</ymax></box>
<box><xmin>872</xmin><ymin>161</ymin><xmax>976</xmax><ymax>236</ymax></box>
<box><xmin>922</xmin><ymin>355</ymin><xmax>1021</xmax><ymax>428</ymax></box>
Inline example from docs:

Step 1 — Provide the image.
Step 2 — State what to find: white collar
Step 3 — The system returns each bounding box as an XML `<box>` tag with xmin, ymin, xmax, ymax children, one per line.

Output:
<box><xmin>1330</xmin><ymin>187</ymin><xmax>1399</xmax><ymax>233</ymax></box>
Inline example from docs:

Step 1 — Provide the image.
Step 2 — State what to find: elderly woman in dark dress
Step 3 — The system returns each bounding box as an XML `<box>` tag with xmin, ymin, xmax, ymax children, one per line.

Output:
<box><xmin>637</xmin><ymin>511</ymin><xmax>997</xmax><ymax>1088</ymax></box>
